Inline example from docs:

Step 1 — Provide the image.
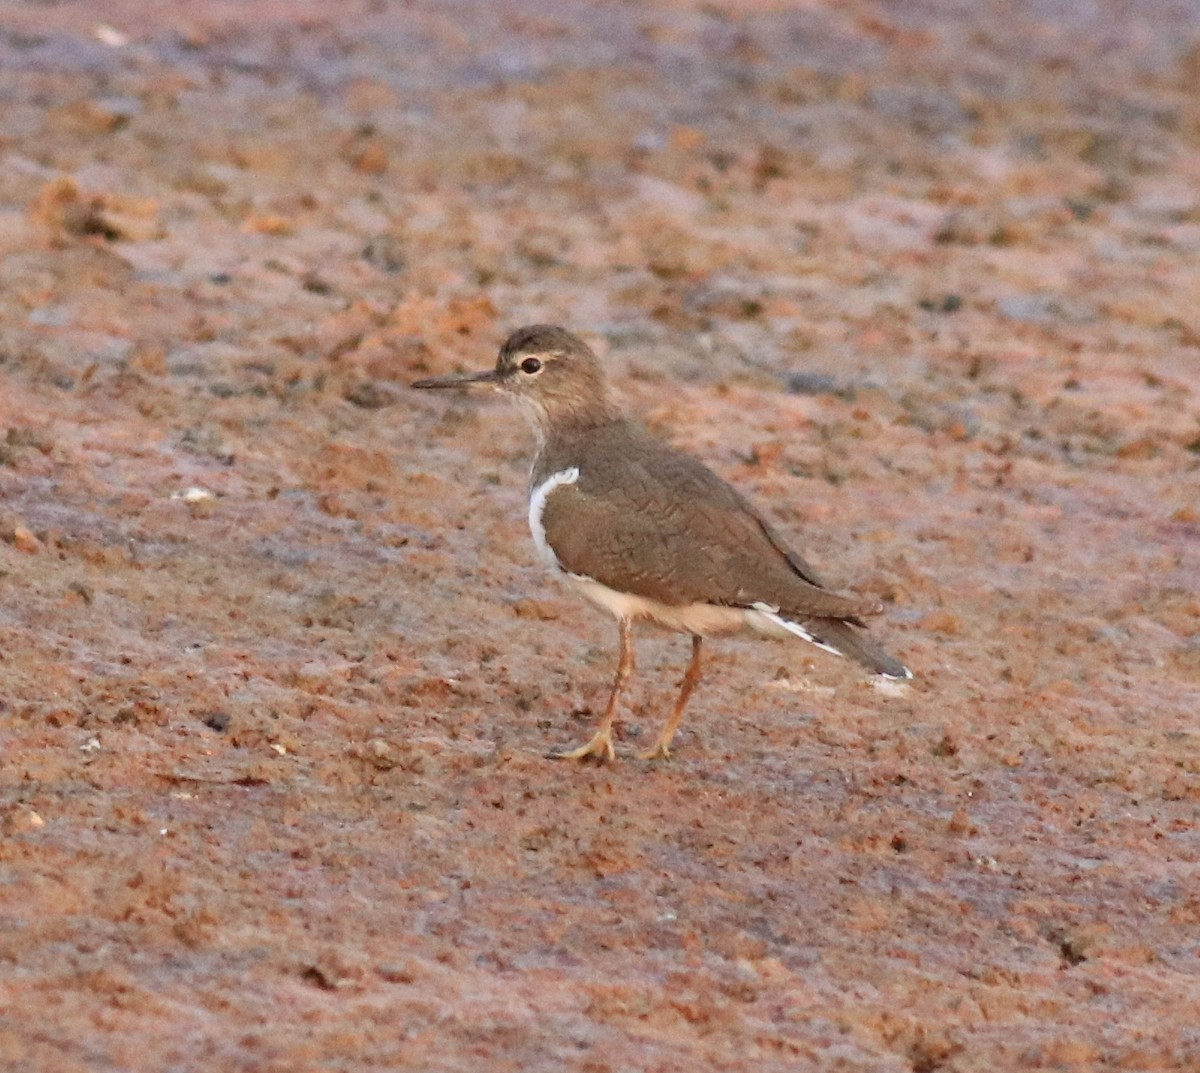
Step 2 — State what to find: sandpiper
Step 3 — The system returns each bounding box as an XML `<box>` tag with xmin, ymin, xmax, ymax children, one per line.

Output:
<box><xmin>414</xmin><ymin>325</ymin><xmax>911</xmax><ymax>761</ymax></box>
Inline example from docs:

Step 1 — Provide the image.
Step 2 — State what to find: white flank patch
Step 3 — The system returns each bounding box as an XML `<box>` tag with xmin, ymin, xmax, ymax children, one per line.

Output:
<box><xmin>750</xmin><ymin>602</ymin><xmax>846</xmax><ymax>658</ymax></box>
<box><xmin>872</xmin><ymin>675</ymin><xmax>912</xmax><ymax>697</ymax></box>
<box><xmin>528</xmin><ymin>466</ymin><xmax>579</xmax><ymax>570</ymax></box>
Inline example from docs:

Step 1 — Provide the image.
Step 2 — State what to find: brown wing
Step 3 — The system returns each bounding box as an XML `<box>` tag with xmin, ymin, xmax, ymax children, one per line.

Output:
<box><xmin>538</xmin><ymin>427</ymin><xmax>878</xmax><ymax>620</ymax></box>
<box><xmin>752</xmin><ymin>513</ymin><xmax>875</xmax><ymax>627</ymax></box>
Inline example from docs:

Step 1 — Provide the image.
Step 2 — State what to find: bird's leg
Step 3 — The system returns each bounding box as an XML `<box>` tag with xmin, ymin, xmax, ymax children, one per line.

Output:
<box><xmin>549</xmin><ymin>618</ymin><xmax>634</xmax><ymax>762</ymax></box>
<box><xmin>638</xmin><ymin>634</ymin><xmax>703</xmax><ymax>761</ymax></box>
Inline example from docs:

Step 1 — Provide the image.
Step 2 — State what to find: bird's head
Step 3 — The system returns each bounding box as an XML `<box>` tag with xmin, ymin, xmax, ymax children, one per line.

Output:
<box><xmin>413</xmin><ymin>324</ymin><xmax>617</xmax><ymax>436</ymax></box>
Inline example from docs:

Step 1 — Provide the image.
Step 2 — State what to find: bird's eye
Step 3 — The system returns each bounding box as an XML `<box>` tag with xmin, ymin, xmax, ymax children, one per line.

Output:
<box><xmin>520</xmin><ymin>357</ymin><xmax>543</xmax><ymax>375</ymax></box>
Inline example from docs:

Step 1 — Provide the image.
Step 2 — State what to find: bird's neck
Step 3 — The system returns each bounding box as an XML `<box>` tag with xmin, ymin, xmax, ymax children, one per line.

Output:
<box><xmin>520</xmin><ymin>395</ymin><xmax>624</xmax><ymax>450</ymax></box>
<box><xmin>530</xmin><ymin>407</ymin><xmax>627</xmax><ymax>481</ymax></box>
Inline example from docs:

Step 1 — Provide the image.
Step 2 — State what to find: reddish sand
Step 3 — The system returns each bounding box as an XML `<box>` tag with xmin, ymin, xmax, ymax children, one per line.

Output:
<box><xmin>1</xmin><ymin>2</ymin><xmax>1198</xmax><ymax>1070</ymax></box>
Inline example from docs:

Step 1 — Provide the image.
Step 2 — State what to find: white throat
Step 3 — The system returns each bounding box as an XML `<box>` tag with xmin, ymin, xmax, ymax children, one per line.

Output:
<box><xmin>512</xmin><ymin>394</ymin><xmax>550</xmax><ymax>448</ymax></box>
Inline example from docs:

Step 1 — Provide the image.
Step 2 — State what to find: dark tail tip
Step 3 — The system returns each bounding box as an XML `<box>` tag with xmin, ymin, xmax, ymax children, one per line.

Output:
<box><xmin>805</xmin><ymin>617</ymin><xmax>911</xmax><ymax>680</ymax></box>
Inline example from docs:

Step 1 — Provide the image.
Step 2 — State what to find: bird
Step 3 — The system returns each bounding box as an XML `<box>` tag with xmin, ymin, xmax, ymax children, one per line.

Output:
<box><xmin>413</xmin><ymin>324</ymin><xmax>911</xmax><ymax>761</ymax></box>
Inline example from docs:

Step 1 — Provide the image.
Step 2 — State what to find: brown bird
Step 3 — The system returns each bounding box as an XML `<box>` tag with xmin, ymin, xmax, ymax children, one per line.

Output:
<box><xmin>414</xmin><ymin>325</ymin><xmax>911</xmax><ymax>761</ymax></box>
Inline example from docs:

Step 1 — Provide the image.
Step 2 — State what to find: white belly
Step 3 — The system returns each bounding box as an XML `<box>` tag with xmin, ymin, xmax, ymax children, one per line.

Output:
<box><xmin>565</xmin><ymin>574</ymin><xmax>749</xmax><ymax>635</ymax></box>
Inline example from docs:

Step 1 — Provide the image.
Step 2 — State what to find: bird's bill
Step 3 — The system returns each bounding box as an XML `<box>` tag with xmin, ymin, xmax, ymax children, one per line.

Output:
<box><xmin>412</xmin><ymin>369</ymin><xmax>500</xmax><ymax>389</ymax></box>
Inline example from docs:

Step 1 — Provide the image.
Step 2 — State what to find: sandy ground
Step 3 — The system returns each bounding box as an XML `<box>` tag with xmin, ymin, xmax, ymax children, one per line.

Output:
<box><xmin>1</xmin><ymin>1</ymin><xmax>1199</xmax><ymax>1069</ymax></box>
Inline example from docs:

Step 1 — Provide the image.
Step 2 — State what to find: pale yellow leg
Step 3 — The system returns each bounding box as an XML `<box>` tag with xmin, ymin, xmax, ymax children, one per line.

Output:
<box><xmin>549</xmin><ymin>618</ymin><xmax>634</xmax><ymax>762</ymax></box>
<box><xmin>638</xmin><ymin>634</ymin><xmax>703</xmax><ymax>761</ymax></box>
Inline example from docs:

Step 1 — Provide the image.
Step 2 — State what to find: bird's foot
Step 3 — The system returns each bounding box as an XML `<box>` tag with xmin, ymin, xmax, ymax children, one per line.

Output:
<box><xmin>636</xmin><ymin>740</ymin><xmax>671</xmax><ymax>762</ymax></box>
<box><xmin>547</xmin><ymin>727</ymin><xmax>616</xmax><ymax>762</ymax></box>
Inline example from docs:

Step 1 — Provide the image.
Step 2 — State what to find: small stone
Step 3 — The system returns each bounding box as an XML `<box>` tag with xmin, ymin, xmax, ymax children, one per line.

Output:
<box><xmin>93</xmin><ymin>24</ymin><xmax>129</xmax><ymax>47</ymax></box>
<box><xmin>919</xmin><ymin>609</ymin><xmax>962</xmax><ymax>635</ymax></box>
<box><xmin>11</xmin><ymin>525</ymin><xmax>41</xmax><ymax>553</ymax></box>
<box><xmin>362</xmin><ymin>234</ymin><xmax>406</xmax><ymax>273</ymax></box>
<box><xmin>349</xmin><ymin>140</ymin><xmax>389</xmax><ymax>175</ymax></box>
<box><xmin>201</xmin><ymin>711</ymin><xmax>230</xmax><ymax>732</ymax></box>
<box><xmin>784</xmin><ymin>371</ymin><xmax>841</xmax><ymax>396</ymax></box>
<box><xmin>946</xmin><ymin>808</ymin><xmax>971</xmax><ymax>834</ymax></box>
<box><xmin>344</xmin><ymin>381</ymin><xmax>396</xmax><ymax>409</ymax></box>
<box><xmin>242</xmin><ymin>214</ymin><xmax>295</xmax><ymax>236</ymax></box>
<box><xmin>5</xmin><ymin>807</ymin><xmax>45</xmax><ymax>833</ymax></box>
<box><xmin>361</xmin><ymin>738</ymin><xmax>396</xmax><ymax>770</ymax></box>
<box><xmin>170</xmin><ymin>486</ymin><xmax>215</xmax><ymax>504</ymax></box>
<box><xmin>512</xmin><ymin>598</ymin><xmax>559</xmax><ymax>620</ymax></box>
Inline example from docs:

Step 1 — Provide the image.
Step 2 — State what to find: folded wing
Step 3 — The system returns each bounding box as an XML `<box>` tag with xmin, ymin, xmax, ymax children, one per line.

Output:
<box><xmin>539</xmin><ymin>428</ymin><xmax>880</xmax><ymax>622</ymax></box>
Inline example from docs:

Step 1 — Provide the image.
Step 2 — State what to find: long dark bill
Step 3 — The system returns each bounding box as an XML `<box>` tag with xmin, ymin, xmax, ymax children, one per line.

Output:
<box><xmin>412</xmin><ymin>369</ymin><xmax>500</xmax><ymax>389</ymax></box>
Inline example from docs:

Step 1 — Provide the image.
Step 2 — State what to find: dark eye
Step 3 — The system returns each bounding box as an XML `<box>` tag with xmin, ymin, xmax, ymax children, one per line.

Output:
<box><xmin>520</xmin><ymin>357</ymin><xmax>543</xmax><ymax>375</ymax></box>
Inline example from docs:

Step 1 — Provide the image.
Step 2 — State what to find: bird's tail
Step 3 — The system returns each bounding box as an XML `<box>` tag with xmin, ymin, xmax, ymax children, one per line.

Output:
<box><xmin>753</xmin><ymin>605</ymin><xmax>911</xmax><ymax>679</ymax></box>
<box><xmin>800</xmin><ymin>617</ymin><xmax>912</xmax><ymax>679</ymax></box>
